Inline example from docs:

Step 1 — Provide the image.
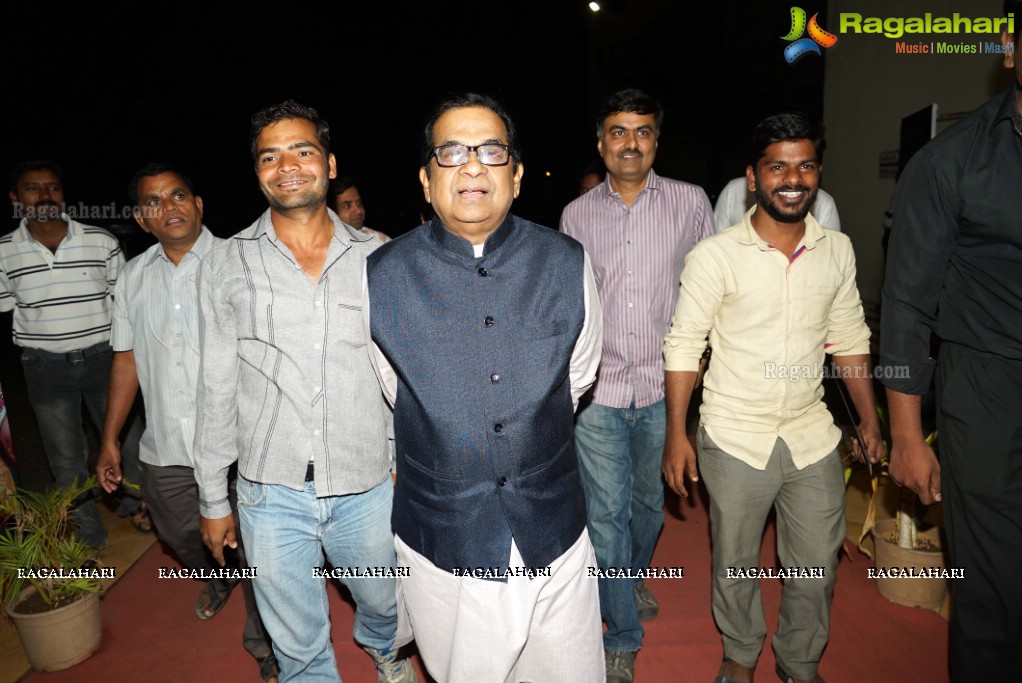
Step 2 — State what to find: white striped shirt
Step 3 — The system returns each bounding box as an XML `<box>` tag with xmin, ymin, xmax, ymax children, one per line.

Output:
<box><xmin>560</xmin><ymin>169</ymin><xmax>714</xmax><ymax>409</ymax></box>
<box><xmin>111</xmin><ymin>227</ymin><xmax>219</xmax><ymax>468</ymax></box>
<box><xmin>0</xmin><ymin>217</ymin><xmax>123</xmax><ymax>352</ymax></box>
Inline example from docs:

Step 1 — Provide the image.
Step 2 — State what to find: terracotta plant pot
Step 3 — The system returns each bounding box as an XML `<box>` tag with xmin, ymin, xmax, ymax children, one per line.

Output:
<box><xmin>5</xmin><ymin>586</ymin><xmax>102</xmax><ymax>671</ymax></box>
<box><xmin>871</xmin><ymin>517</ymin><xmax>947</xmax><ymax>611</ymax></box>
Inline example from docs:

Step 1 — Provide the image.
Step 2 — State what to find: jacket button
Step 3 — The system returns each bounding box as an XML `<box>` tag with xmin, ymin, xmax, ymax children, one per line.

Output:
<box><xmin>477</xmin><ymin>267</ymin><xmax>488</xmax><ymax>276</ymax></box>
<box><xmin>490</xmin><ymin>373</ymin><xmax>500</xmax><ymax>383</ymax></box>
<box><xmin>484</xmin><ymin>316</ymin><xmax>494</xmax><ymax>327</ymax></box>
<box><xmin>498</xmin><ymin>477</ymin><xmax>507</xmax><ymax>487</ymax></box>
<box><xmin>494</xmin><ymin>423</ymin><xmax>503</xmax><ymax>433</ymax></box>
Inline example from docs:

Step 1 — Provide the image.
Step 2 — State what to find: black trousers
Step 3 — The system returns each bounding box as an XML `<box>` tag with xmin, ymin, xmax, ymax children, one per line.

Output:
<box><xmin>140</xmin><ymin>461</ymin><xmax>272</xmax><ymax>661</ymax></box>
<box><xmin>937</xmin><ymin>342</ymin><xmax>1022</xmax><ymax>681</ymax></box>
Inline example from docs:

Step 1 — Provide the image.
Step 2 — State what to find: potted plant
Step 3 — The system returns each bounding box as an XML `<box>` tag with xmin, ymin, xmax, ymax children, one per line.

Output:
<box><xmin>0</xmin><ymin>476</ymin><xmax>105</xmax><ymax>671</ymax></box>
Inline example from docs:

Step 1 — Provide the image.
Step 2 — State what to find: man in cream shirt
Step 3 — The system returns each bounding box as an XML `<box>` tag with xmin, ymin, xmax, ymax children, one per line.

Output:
<box><xmin>662</xmin><ymin>112</ymin><xmax>882</xmax><ymax>683</ymax></box>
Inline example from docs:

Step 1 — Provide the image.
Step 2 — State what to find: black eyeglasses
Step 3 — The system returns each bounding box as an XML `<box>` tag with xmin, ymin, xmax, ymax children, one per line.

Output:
<box><xmin>432</xmin><ymin>144</ymin><xmax>511</xmax><ymax>167</ymax></box>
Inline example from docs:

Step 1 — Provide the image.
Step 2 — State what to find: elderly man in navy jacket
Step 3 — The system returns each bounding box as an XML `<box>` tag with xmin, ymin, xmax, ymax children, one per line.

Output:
<box><xmin>365</xmin><ymin>93</ymin><xmax>605</xmax><ymax>683</ymax></box>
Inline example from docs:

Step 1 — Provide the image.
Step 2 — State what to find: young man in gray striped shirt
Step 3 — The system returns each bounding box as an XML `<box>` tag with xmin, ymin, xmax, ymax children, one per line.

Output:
<box><xmin>194</xmin><ymin>101</ymin><xmax>414</xmax><ymax>683</ymax></box>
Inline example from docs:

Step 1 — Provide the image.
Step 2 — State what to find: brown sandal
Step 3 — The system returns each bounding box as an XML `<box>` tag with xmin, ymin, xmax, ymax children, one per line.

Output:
<box><xmin>195</xmin><ymin>579</ymin><xmax>234</xmax><ymax>620</ymax></box>
<box><xmin>258</xmin><ymin>653</ymin><xmax>280</xmax><ymax>683</ymax></box>
<box><xmin>128</xmin><ymin>500</ymin><xmax>154</xmax><ymax>533</ymax></box>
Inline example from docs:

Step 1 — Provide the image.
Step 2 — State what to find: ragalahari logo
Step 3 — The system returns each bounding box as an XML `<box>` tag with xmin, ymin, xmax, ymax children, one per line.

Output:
<box><xmin>782</xmin><ymin>7</ymin><xmax>838</xmax><ymax>63</ymax></box>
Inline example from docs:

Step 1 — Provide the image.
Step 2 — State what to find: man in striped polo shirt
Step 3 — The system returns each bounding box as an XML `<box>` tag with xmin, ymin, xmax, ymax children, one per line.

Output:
<box><xmin>1</xmin><ymin>160</ymin><xmax>145</xmax><ymax>547</ymax></box>
<box><xmin>560</xmin><ymin>89</ymin><xmax>715</xmax><ymax>683</ymax></box>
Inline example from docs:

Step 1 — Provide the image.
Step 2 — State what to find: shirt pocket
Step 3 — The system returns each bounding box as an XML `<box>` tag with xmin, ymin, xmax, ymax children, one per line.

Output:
<box><xmin>807</xmin><ymin>285</ymin><xmax>838</xmax><ymax>331</ymax></box>
<box><xmin>334</xmin><ymin>297</ymin><xmax>367</xmax><ymax>348</ymax></box>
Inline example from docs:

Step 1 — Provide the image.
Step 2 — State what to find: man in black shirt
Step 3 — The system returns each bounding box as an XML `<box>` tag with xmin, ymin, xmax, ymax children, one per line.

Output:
<box><xmin>879</xmin><ymin>3</ymin><xmax>1022</xmax><ymax>679</ymax></box>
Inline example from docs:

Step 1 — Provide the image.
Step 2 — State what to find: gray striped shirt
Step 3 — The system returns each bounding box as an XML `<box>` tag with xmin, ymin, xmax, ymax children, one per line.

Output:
<box><xmin>560</xmin><ymin>169</ymin><xmax>714</xmax><ymax>409</ymax></box>
<box><xmin>194</xmin><ymin>210</ymin><xmax>392</xmax><ymax>519</ymax></box>
<box><xmin>0</xmin><ymin>217</ymin><xmax>122</xmax><ymax>352</ymax></box>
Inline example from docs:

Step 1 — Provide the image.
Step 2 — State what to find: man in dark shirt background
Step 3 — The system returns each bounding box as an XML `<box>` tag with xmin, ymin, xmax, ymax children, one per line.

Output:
<box><xmin>879</xmin><ymin>2</ymin><xmax>1022</xmax><ymax>679</ymax></box>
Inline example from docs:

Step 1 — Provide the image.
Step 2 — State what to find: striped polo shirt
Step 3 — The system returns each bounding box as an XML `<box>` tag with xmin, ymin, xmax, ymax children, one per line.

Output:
<box><xmin>560</xmin><ymin>169</ymin><xmax>715</xmax><ymax>409</ymax></box>
<box><xmin>0</xmin><ymin>216</ymin><xmax>123</xmax><ymax>352</ymax></box>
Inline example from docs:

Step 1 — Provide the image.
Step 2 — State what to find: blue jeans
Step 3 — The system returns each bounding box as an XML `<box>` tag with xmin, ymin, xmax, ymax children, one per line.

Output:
<box><xmin>575</xmin><ymin>399</ymin><xmax>666</xmax><ymax>652</ymax></box>
<box><xmin>237</xmin><ymin>475</ymin><xmax>399</xmax><ymax>682</ymax></box>
<box><xmin>20</xmin><ymin>344</ymin><xmax>143</xmax><ymax>547</ymax></box>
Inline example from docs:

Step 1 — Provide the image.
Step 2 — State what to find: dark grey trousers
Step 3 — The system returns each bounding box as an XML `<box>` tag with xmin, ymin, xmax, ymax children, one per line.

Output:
<box><xmin>697</xmin><ymin>427</ymin><xmax>845</xmax><ymax>681</ymax></box>
<box><xmin>140</xmin><ymin>461</ymin><xmax>272</xmax><ymax>660</ymax></box>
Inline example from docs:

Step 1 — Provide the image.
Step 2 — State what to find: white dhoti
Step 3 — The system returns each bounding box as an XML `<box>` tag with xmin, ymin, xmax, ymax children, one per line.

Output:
<box><xmin>395</xmin><ymin>529</ymin><xmax>605</xmax><ymax>683</ymax></box>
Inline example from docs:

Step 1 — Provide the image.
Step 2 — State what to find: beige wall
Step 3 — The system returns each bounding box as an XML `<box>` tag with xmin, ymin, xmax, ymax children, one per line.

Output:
<box><xmin>823</xmin><ymin>0</ymin><xmax>1014</xmax><ymax>304</ymax></box>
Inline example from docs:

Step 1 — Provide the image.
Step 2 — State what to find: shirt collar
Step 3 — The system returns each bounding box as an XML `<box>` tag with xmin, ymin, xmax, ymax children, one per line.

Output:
<box><xmin>736</xmin><ymin>205</ymin><xmax>827</xmax><ymax>251</ymax></box>
<box><xmin>802</xmin><ymin>212</ymin><xmax>827</xmax><ymax>247</ymax></box>
<box><xmin>599</xmin><ymin>168</ymin><xmax>660</xmax><ymax>203</ymax></box>
<box><xmin>143</xmin><ymin>225</ymin><xmax>214</xmax><ymax>267</ymax></box>
<box><xmin>1012</xmin><ymin>85</ymin><xmax>1022</xmax><ymax>136</ymax></box>
<box><xmin>327</xmin><ymin>208</ymin><xmax>375</xmax><ymax>243</ymax></box>
<box><xmin>991</xmin><ymin>85</ymin><xmax>1022</xmax><ymax>135</ymax></box>
<box><xmin>429</xmin><ymin>213</ymin><xmax>514</xmax><ymax>258</ymax></box>
<box><xmin>251</xmin><ymin>208</ymin><xmax>371</xmax><ymax>246</ymax></box>
<box><xmin>643</xmin><ymin>168</ymin><xmax>662</xmax><ymax>191</ymax></box>
<box><xmin>15</xmin><ymin>214</ymin><xmax>79</xmax><ymax>244</ymax></box>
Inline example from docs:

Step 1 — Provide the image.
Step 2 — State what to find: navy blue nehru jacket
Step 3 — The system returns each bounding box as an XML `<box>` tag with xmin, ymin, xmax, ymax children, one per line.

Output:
<box><xmin>366</xmin><ymin>214</ymin><xmax>589</xmax><ymax>578</ymax></box>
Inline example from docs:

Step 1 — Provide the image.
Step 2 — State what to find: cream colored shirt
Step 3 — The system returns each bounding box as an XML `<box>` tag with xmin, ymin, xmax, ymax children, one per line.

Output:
<box><xmin>663</xmin><ymin>207</ymin><xmax>871</xmax><ymax>470</ymax></box>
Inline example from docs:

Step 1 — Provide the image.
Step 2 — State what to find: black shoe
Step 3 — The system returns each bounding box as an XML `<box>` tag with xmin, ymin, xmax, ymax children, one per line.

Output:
<box><xmin>775</xmin><ymin>662</ymin><xmax>825</xmax><ymax>683</ymax></box>
<box><xmin>635</xmin><ymin>582</ymin><xmax>659</xmax><ymax>621</ymax></box>
<box><xmin>257</xmin><ymin>653</ymin><xmax>279</xmax><ymax>683</ymax></box>
<box><xmin>714</xmin><ymin>656</ymin><xmax>755</xmax><ymax>683</ymax></box>
<box><xmin>605</xmin><ymin>650</ymin><xmax>636</xmax><ymax>683</ymax></box>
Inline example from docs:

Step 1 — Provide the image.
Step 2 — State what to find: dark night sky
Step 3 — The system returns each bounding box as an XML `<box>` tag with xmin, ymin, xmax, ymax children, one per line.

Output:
<box><xmin>0</xmin><ymin>1</ymin><xmax>827</xmax><ymax>253</ymax></box>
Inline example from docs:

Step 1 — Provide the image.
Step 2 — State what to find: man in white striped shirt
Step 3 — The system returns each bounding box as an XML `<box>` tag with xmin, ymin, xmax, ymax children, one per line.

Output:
<box><xmin>560</xmin><ymin>89</ymin><xmax>715</xmax><ymax>683</ymax></box>
<box><xmin>1</xmin><ymin>160</ymin><xmax>145</xmax><ymax>547</ymax></box>
<box><xmin>96</xmin><ymin>163</ymin><xmax>277</xmax><ymax>682</ymax></box>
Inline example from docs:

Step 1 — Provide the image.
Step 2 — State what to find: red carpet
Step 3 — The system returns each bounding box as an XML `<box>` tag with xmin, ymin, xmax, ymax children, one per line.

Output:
<box><xmin>21</xmin><ymin>485</ymin><xmax>948</xmax><ymax>683</ymax></box>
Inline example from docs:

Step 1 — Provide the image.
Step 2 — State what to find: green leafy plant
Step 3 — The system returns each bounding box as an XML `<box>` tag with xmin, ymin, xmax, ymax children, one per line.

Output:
<box><xmin>0</xmin><ymin>477</ymin><xmax>104</xmax><ymax>613</ymax></box>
